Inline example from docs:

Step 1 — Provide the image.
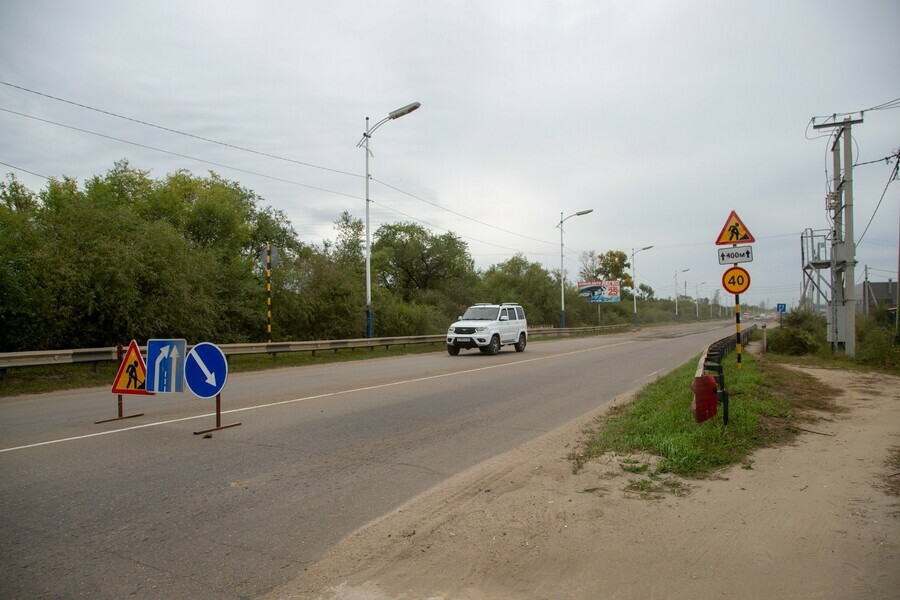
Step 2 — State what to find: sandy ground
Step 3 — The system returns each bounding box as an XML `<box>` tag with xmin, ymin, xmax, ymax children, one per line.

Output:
<box><xmin>264</xmin><ymin>363</ymin><xmax>900</xmax><ymax>600</ymax></box>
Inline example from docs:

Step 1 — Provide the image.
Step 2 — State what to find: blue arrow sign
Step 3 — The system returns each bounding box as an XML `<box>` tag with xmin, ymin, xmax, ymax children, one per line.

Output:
<box><xmin>777</xmin><ymin>303</ymin><xmax>787</xmax><ymax>313</ymax></box>
<box><xmin>146</xmin><ymin>339</ymin><xmax>186</xmax><ymax>393</ymax></box>
<box><xmin>184</xmin><ymin>342</ymin><xmax>228</xmax><ymax>399</ymax></box>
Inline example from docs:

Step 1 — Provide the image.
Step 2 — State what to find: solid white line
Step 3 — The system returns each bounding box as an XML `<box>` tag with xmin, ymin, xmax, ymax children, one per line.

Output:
<box><xmin>0</xmin><ymin>340</ymin><xmax>633</xmax><ymax>454</ymax></box>
<box><xmin>634</xmin><ymin>369</ymin><xmax>662</xmax><ymax>383</ymax></box>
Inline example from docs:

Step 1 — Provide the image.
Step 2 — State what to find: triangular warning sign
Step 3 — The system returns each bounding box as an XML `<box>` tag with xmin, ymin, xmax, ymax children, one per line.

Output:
<box><xmin>111</xmin><ymin>340</ymin><xmax>154</xmax><ymax>395</ymax></box>
<box><xmin>715</xmin><ymin>210</ymin><xmax>755</xmax><ymax>245</ymax></box>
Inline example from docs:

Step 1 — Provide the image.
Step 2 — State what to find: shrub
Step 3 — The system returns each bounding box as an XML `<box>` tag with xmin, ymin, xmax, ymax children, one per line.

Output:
<box><xmin>767</xmin><ymin>308</ymin><xmax>827</xmax><ymax>355</ymax></box>
<box><xmin>856</xmin><ymin>318</ymin><xmax>900</xmax><ymax>368</ymax></box>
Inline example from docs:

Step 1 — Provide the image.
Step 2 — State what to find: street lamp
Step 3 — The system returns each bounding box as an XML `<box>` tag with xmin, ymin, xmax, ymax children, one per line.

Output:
<box><xmin>356</xmin><ymin>101</ymin><xmax>421</xmax><ymax>338</ymax></box>
<box><xmin>557</xmin><ymin>209</ymin><xmax>593</xmax><ymax>328</ymax></box>
<box><xmin>695</xmin><ymin>282</ymin><xmax>706</xmax><ymax>320</ymax></box>
<box><xmin>674</xmin><ymin>268</ymin><xmax>690</xmax><ymax>317</ymax></box>
<box><xmin>631</xmin><ymin>245</ymin><xmax>653</xmax><ymax>327</ymax></box>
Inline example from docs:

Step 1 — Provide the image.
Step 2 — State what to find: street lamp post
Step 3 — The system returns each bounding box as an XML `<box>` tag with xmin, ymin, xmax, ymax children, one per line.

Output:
<box><xmin>631</xmin><ymin>245</ymin><xmax>653</xmax><ymax>327</ymax></box>
<box><xmin>557</xmin><ymin>209</ymin><xmax>593</xmax><ymax>328</ymax></box>
<box><xmin>357</xmin><ymin>102</ymin><xmax>421</xmax><ymax>338</ymax></box>
<box><xmin>695</xmin><ymin>282</ymin><xmax>706</xmax><ymax>320</ymax></box>
<box><xmin>674</xmin><ymin>268</ymin><xmax>690</xmax><ymax>317</ymax></box>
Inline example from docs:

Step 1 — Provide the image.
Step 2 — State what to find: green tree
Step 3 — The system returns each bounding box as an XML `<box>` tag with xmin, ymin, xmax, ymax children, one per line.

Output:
<box><xmin>597</xmin><ymin>250</ymin><xmax>633</xmax><ymax>289</ymax></box>
<box><xmin>481</xmin><ymin>254</ymin><xmax>558</xmax><ymax>325</ymax></box>
<box><xmin>372</xmin><ymin>222</ymin><xmax>474</xmax><ymax>302</ymax></box>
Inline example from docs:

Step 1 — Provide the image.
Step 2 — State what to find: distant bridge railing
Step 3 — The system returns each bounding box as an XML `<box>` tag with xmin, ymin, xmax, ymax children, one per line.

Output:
<box><xmin>0</xmin><ymin>324</ymin><xmax>630</xmax><ymax>380</ymax></box>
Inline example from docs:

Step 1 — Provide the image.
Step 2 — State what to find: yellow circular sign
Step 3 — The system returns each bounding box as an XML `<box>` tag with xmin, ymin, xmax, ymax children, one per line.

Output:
<box><xmin>722</xmin><ymin>266</ymin><xmax>751</xmax><ymax>294</ymax></box>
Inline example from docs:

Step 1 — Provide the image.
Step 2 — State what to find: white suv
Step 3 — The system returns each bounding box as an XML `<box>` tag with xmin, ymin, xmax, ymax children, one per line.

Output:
<box><xmin>446</xmin><ymin>303</ymin><xmax>528</xmax><ymax>356</ymax></box>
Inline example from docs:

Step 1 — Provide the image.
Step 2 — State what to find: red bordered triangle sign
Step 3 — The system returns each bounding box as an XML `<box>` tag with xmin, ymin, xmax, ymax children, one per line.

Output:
<box><xmin>111</xmin><ymin>340</ymin><xmax>154</xmax><ymax>395</ymax></box>
<box><xmin>715</xmin><ymin>210</ymin><xmax>755</xmax><ymax>245</ymax></box>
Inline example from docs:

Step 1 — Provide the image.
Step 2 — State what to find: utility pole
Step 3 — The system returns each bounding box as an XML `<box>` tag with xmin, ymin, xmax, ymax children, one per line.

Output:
<box><xmin>813</xmin><ymin>115</ymin><xmax>862</xmax><ymax>357</ymax></box>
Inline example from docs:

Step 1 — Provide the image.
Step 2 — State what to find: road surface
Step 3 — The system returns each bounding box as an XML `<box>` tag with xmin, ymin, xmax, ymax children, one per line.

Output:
<box><xmin>0</xmin><ymin>322</ymin><xmax>733</xmax><ymax>598</ymax></box>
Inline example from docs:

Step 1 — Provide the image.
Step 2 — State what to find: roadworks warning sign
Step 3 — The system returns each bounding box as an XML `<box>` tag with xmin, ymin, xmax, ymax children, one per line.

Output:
<box><xmin>715</xmin><ymin>210</ymin><xmax>755</xmax><ymax>245</ymax></box>
<box><xmin>111</xmin><ymin>340</ymin><xmax>154</xmax><ymax>395</ymax></box>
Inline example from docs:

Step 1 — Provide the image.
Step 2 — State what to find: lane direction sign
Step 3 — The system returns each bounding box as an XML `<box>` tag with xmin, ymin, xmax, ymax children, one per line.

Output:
<box><xmin>185</xmin><ymin>342</ymin><xmax>228</xmax><ymax>399</ymax></box>
<box><xmin>718</xmin><ymin>245</ymin><xmax>753</xmax><ymax>265</ymax></box>
<box><xmin>146</xmin><ymin>339</ymin><xmax>186</xmax><ymax>393</ymax></box>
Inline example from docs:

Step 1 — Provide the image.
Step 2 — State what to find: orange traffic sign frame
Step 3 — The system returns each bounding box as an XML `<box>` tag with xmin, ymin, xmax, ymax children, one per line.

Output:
<box><xmin>111</xmin><ymin>340</ymin><xmax>154</xmax><ymax>395</ymax></box>
<box><xmin>722</xmin><ymin>266</ymin><xmax>751</xmax><ymax>295</ymax></box>
<box><xmin>716</xmin><ymin>210</ymin><xmax>755</xmax><ymax>245</ymax></box>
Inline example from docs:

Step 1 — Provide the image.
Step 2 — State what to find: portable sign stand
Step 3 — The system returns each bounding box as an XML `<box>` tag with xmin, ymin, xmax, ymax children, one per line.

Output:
<box><xmin>97</xmin><ymin>340</ymin><xmax>152</xmax><ymax>424</ymax></box>
<box><xmin>716</xmin><ymin>211</ymin><xmax>755</xmax><ymax>371</ymax></box>
<box><xmin>184</xmin><ymin>342</ymin><xmax>241</xmax><ymax>435</ymax></box>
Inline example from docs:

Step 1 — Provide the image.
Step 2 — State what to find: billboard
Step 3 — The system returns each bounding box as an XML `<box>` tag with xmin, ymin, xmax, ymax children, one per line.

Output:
<box><xmin>577</xmin><ymin>280</ymin><xmax>621</xmax><ymax>303</ymax></box>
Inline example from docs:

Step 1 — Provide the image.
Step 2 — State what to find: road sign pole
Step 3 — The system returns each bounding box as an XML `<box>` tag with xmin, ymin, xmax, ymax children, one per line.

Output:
<box><xmin>193</xmin><ymin>393</ymin><xmax>241</xmax><ymax>435</ymax></box>
<box><xmin>735</xmin><ymin>294</ymin><xmax>742</xmax><ymax>370</ymax></box>
<box><xmin>96</xmin><ymin>342</ymin><xmax>145</xmax><ymax>424</ymax></box>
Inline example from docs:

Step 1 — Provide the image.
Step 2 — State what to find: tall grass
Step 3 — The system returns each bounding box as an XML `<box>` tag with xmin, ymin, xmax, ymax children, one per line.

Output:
<box><xmin>574</xmin><ymin>352</ymin><xmax>826</xmax><ymax>478</ymax></box>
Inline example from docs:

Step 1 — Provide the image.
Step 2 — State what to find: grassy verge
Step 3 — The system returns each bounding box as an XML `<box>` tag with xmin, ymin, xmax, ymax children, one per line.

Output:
<box><xmin>0</xmin><ymin>342</ymin><xmax>445</xmax><ymax>397</ymax></box>
<box><xmin>571</xmin><ymin>352</ymin><xmax>841</xmax><ymax>480</ymax></box>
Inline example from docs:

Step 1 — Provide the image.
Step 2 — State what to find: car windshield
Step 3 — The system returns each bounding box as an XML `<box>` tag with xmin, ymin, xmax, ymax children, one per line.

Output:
<box><xmin>461</xmin><ymin>306</ymin><xmax>500</xmax><ymax>320</ymax></box>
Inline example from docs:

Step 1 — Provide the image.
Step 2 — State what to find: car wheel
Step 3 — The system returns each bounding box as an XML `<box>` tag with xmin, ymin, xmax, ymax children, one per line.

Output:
<box><xmin>514</xmin><ymin>333</ymin><xmax>526</xmax><ymax>352</ymax></box>
<box><xmin>487</xmin><ymin>335</ymin><xmax>501</xmax><ymax>355</ymax></box>
<box><xmin>447</xmin><ymin>345</ymin><xmax>460</xmax><ymax>356</ymax></box>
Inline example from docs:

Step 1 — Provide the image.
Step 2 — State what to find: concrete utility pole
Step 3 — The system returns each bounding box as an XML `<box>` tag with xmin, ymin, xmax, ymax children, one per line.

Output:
<box><xmin>813</xmin><ymin>115</ymin><xmax>862</xmax><ymax>357</ymax></box>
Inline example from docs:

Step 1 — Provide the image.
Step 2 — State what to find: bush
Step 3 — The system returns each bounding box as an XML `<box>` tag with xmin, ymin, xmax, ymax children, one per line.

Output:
<box><xmin>856</xmin><ymin>318</ymin><xmax>900</xmax><ymax>368</ymax></box>
<box><xmin>768</xmin><ymin>326</ymin><xmax>823</xmax><ymax>355</ymax></box>
<box><xmin>766</xmin><ymin>309</ymin><xmax>827</xmax><ymax>355</ymax></box>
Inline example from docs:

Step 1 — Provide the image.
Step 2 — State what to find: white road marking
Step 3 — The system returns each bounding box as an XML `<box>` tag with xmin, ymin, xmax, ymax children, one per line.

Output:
<box><xmin>1</xmin><ymin>340</ymin><xmax>634</xmax><ymax>454</ymax></box>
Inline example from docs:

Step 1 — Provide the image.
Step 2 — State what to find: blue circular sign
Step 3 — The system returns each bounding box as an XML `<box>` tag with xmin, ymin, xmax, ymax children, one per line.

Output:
<box><xmin>184</xmin><ymin>342</ymin><xmax>228</xmax><ymax>399</ymax></box>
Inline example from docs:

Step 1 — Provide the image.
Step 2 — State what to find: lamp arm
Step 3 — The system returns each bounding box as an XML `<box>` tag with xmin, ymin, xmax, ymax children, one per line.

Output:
<box><xmin>356</xmin><ymin>116</ymin><xmax>393</xmax><ymax>147</ymax></box>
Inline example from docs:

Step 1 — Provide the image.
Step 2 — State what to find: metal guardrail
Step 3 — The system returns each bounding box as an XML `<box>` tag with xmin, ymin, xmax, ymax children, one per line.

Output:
<box><xmin>695</xmin><ymin>324</ymin><xmax>758</xmax><ymax>425</ymax></box>
<box><xmin>0</xmin><ymin>324</ymin><xmax>630</xmax><ymax>380</ymax></box>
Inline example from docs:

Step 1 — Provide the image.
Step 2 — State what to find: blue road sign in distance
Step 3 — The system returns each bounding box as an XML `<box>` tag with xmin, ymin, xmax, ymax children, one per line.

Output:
<box><xmin>777</xmin><ymin>303</ymin><xmax>787</xmax><ymax>313</ymax></box>
<box><xmin>145</xmin><ymin>339</ymin><xmax>186</xmax><ymax>393</ymax></box>
<box><xmin>185</xmin><ymin>342</ymin><xmax>228</xmax><ymax>399</ymax></box>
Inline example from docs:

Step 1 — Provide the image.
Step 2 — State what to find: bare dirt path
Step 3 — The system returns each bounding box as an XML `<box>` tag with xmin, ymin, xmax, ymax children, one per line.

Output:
<box><xmin>264</xmin><ymin>366</ymin><xmax>900</xmax><ymax>600</ymax></box>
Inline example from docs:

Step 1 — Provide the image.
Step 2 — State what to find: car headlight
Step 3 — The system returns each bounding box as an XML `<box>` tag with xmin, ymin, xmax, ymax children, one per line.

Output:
<box><xmin>474</xmin><ymin>326</ymin><xmax>488</xmax><ymax>332</ymax></box>
<box><xmin>448</xmin><ymin>328</ymin><xmax>455</xmax><ymax>333</ymax></box>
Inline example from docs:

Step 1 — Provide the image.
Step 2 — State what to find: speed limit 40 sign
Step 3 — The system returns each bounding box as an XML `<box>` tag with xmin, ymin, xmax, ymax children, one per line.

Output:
<box><xmin>722</xmin><ymin>266</ymin><xmax>751</xmax><ymax>294</ymax></box>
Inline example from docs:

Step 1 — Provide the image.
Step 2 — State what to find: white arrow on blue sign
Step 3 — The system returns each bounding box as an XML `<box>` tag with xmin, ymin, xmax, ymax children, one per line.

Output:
<box><xmin>146</xmin><ymin>339</ymin><xmax>186</xmax><ymax>393</ymax></box>
<box><xmin>184</xmin><ymin>342</ymin><xmax>228</xmax><ymax>399</ymax></box>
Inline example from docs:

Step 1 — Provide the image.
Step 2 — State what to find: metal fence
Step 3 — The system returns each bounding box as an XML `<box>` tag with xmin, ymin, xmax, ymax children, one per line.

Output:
<box><xmin>0</xmin><ymin>324</ymin><xmax>630</xmax><ymax>381</ymax></box>
<box><xmin>694</xmin><ymin>324</ymin><xmax>758</xmax><ymax>425</ymax></box>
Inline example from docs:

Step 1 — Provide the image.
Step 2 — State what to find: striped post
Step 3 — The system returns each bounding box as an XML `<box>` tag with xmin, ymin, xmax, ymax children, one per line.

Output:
<box><xmin>735</xmin><ymin>293</ymin><xmax>742</xmax><ymax>370</ymax></box>
<box><xmin>266</xmin><ymin>242</ymin><xmax>272</xmax><ymax>344</ymax></box>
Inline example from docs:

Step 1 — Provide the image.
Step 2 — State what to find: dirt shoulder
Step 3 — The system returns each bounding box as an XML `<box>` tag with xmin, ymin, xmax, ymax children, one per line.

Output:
<box><xmin>265</xmin><ymin>366</ymin><xmax>900</xmax><ymax>600</ymax></box>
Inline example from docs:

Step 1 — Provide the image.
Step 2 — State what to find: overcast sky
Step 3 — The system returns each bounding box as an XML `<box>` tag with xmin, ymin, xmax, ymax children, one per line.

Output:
<box><xmin>1</xmin><ymin>0</ymin><xmax>898</xmax><ymax>309</ymax></box>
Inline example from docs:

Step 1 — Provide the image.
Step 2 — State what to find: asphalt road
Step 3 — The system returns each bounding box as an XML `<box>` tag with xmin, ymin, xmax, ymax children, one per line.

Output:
<box><xmin>0</xmin><ymin>322</ymin><xmax>735</xmax><ymax>599</ymax></box>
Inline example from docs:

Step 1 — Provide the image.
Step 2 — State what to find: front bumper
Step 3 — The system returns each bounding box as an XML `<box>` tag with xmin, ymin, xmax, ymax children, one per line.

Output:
<box><xmin>446</xmin><ymin>335</ymin><xmax>490</xmax><ymax>349</ymax></box>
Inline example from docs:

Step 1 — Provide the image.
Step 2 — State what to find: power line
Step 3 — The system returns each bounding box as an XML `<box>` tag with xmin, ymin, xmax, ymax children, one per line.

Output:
<box><xmin>0</xmin><ymin>80</ymin><xmax>361</xmax><ymax>180</ymax></box>
<box><xmin>857</xmin><ymin>156</ymin><xmax>899</xmax><ymax>246</ymax></box>
<box><xmin>1</xmin><ymin>107</ymin><xmax>553</xmax><ymax>264</ymax></box>
<box><xmin>0</xmin><ymin>161</ymin><xmax>49</xmax><ymax>180</ymax></box>
<box><xmin>0</xmin><ymin>106</ymin><xmax>364</xmax><ymax>200</ymax></box>
<box><xmin>371</xmin><ymin>177</ymin><xmax>556</xmax><ymax>247</ymax></box>
<box><xmin>1</xmin><ymin>83</ymin><xmax>562</xmax><ymax>247</ymax></box>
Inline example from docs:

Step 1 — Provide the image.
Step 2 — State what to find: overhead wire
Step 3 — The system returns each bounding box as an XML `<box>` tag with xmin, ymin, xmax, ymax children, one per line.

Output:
<box><xmin>0</xmin><ymin>161</ymin><xmax>50</xmax><ymax>180</ymax></box>
<box><xmin>0</xmin><ymin>80</ymin><xmax>360</xmax><ymax>179</ymax></box>
<box><xmin>0</xmin><ymin>107</ymin><xmax>362</xmax><ymax>201</ymax></box>
<box><xmin>1</xmin><ymin>81</ymin><xmax>561</xmax><ymax>249</ymax></box>
<box><xmin>856</xmin><ymin>154</ymin><xmax>899</xmax><ymax>247</ymax></box>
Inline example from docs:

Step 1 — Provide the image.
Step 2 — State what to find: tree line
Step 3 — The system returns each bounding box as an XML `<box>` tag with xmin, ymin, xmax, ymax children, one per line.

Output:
<box><xmin>1</xmin><ymin>162</ymin><xmax>715</xmax><ymax>352</ymax></box>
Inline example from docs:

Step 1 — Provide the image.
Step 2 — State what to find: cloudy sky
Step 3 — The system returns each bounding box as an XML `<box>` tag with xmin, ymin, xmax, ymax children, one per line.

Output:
<box><xmin>2</xmin><ymin>0</ymin><xmax>898</xmax><ymax>309</ymax></box>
